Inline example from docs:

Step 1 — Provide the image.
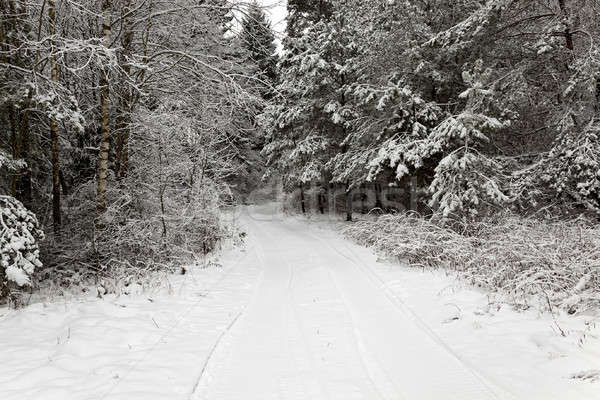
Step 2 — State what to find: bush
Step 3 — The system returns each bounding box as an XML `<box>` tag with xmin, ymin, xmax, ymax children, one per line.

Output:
<box><xmin>0</xmin><ymin>195</ymin><xmax>45</xmax><ymax>305</ymax></box>
<box><xmin>38</xmin><ymin>104</ymin><xmax>237</xmax><ymax>292</ymax></box>
<box><xmin>344</xmin><ymin>213</ymin><xmax>600</xmax><ymax>313</ymax></box>
<box><xmin>39</xmin><ymin>175</ymin><xmax>228</xmax><ymax>291</ymax></box>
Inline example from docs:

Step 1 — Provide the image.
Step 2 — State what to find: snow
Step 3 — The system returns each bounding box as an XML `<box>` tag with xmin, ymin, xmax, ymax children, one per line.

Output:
<box><xmin>335</xmin><ymin>227</ymin><xmax>600</xmax><ymax>399</ymax></box>
<box><xmin>1</xmin><ymin>204</ymin><xmax>599</xmax><ymax>399</ymax></box>
<box><xmin>0</xmin><ymin>247</ymin><xmax>263</xmax><ymax>400</ymax></box>
<box><xmin>1</xmin><ymin>196</ymin><xmax>45</xmax><ymax>288</ymax></box>
<box><xmin>5</xmin><ymin>265</ymin><xmax>30</xmax><ymax>287</ymax></box>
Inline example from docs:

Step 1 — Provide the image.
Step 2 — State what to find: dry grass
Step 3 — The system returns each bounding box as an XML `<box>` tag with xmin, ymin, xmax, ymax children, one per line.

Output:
<box><xmin>343</xmin><ymin>213</ymin><xmax>600</xmax><ymax>313</ymax></box>
<box><xmin>36</xmin><ymin>178</ymin><xmax>233</xmax><ymax>296</ymax></box>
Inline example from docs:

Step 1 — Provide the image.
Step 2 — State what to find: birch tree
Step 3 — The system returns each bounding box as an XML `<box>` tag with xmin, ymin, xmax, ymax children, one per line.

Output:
<box><xmin>48</xmin><ymin>0</ymin><xmax>61</xmax><ymax>230</ymax></box>
<box><xmin>95</xmin><ymin>0</ymin><xmax>112</xmax><ymax>220</ymax></box>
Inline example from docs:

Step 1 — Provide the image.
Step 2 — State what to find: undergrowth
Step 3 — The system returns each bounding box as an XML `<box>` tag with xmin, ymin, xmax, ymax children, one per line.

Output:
<box><xmin>343</xmin><ymin>213</ymin><xmax>600</xmax><ymax>314</ymax></box>
<box><xmin>34</xmin><ymin>178</ymin><xmax>240</xmax><ymax>301</ymax></box>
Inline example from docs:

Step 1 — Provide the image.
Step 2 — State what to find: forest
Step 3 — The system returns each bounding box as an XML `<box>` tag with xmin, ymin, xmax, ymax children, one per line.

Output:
<box><xmin>2</xmin><ymin>0</ymin><xmax>600</xmax><ymax>310</ymax></box>
<box><xmin>1</xmin><ymin>0</ymin><xmax>600</xmax><ymax>398</ymax></box>
<box><xmin>1</xmin><ymin>0</ymin><xmax>274</xmax><ymax>305</ymax></box>
<box><xmin>264</xmin><ymin>0</ymin><xmax>600</xmax><ymax>313</ymax></box>
<box><xmin>268</xmin><ymin>0</ymin><xmax>600</xmax><ymax>218</ymax></box>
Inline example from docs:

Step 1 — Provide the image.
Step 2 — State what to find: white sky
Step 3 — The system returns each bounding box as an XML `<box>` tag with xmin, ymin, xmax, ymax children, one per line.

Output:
<box><xmin>258</xmin><ymin>0</ymin><xmax>287</xmax><ymax>34</ymax></box>
<box><xmin>256</xmin><ymin>0</ymin><xmax>287</xmax><ymax>52</ymax></box>
<box><xmin>230</xmin><ymin>0</ymin><xmax>287</xmax><ymax>52</ymax></box>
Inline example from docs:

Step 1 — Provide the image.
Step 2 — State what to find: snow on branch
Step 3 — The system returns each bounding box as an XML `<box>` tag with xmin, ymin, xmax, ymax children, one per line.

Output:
<box><xmin>0</xmin><ymin>196</ymin><xmax>44</xmax><ymax>302</ymax></box>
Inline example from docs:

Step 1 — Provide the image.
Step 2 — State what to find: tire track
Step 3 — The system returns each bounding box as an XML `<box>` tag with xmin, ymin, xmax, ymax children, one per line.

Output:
<box><xmin>308</xmin><ymin>227</ymin><xmax>516</xmax><ymax>400</ymax></box>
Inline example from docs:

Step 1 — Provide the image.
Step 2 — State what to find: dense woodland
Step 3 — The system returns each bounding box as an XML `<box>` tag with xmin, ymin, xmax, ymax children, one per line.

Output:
<box><xmin>2</xmin><ymin>0</ymin><xmax>600</xmax><ymax>307</ymax></box>
<box><xmin>0</xmin><ymin>0</ymin><xmax>274</xmax><ymax>304</ymax></box>
<box><xmin>269</xmin><ymin>0</ymin><xmax>600</xmax><ymax>311</ymax></box>
<box><xmin>266</xmin><ymin>0</ymin><xmax>600</xmax><ymax>221</ymax></box>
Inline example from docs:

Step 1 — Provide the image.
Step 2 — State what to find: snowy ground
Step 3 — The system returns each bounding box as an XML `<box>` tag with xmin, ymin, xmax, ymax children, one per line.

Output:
<box><xmin>1</xmin><ymin>204</ymin><xmax>599</xmax><ymax>399</ymax></box>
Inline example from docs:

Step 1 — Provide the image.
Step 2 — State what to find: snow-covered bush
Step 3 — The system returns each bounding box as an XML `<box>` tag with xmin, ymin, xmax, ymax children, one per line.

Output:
<box><xmin>0</xmin><ymin>150</ymin><xmax>26</xmax><ymax>171</ymax></box>
<box><xmin>40</xmin><ymin>172</ymin><xmax>228</xmax><ymax>291</ymax></box>
<box><xmin>0</xmin><ymin>196</ymin><xmax>44</xmax><ymax>304</ymax></box>
<box><xmin>39</xmin><ymin>104</ymin><xmax>233</xmax><ymax>291</ymax></box>
<box><xmin>344</xmin><ymin>213</ymin><xmax>600</xmax><ymax>313</ymax></box>
<box><xmin>542</xmin><ymin>123</ymin><xmax>600</xmax><ymax>212</ymax></box>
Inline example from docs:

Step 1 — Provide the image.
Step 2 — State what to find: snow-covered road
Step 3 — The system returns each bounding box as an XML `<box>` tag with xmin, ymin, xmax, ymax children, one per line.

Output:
<box><xmin>1</xmin><ymin>204</ymin><xmax>598</xmax><ymax>400</ymax></box>
<box><xmin>193</xmin><ymin>204</ymin><xmax>507</xmax><ymax>400</ymax></box>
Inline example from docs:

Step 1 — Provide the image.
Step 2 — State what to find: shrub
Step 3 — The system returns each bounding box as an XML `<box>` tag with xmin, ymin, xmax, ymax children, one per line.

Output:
<box><xmin>344</xmin><ymin>213</ymin><xmax>600</xmax><ymax>313</ymax></box>
<box><xmin>39</xmin><ymin>176</ymin><xmax>228</xmax><ymax>291</ymax></box>
<box><xmin>0</xmin><ymin>195</ymin><xmax>45</xmax><ymax>305</ymax></box>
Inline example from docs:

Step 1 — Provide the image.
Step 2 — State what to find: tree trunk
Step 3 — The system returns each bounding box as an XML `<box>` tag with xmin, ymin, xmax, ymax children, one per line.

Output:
<box><xmin>115</xmin><ymin>106</ymin><xmax>131</xmax><ymax>179</ymax></box>
<box><xmin>10</xmin><ymin>94</ymin><xmax>33</xmax><ymax>202</ymax></box>
<box><xmin>8</xmin><ymin>111</ymin><xmax>19</xmax><ymax>198</ymax></box>
<box><xmin>48</xmin><ymin>0</ymin><xmax>61</xmax><ymax>231</ymax></box>
<box><xmin>346</xmin><ymin>184</ymin><xmax>353</xmax><ymax>222</ymax></box>
<box><xmin>374</xmin><ymin>182</ymin><xmax>383</xmax><ymax>209</ymax></box>
<box><xmin>409</xmin><ymin>176</ymin><xmax>418</xmax><ymax>212</ymax></box>
<box><xmin>360</xmin><ymin>184</ymin><xmax>366</xmax><ymax>213</ymax></box>
<box><xmin>300</xmin><ymin>184</ymin><xmax>306</xmax><ymax>214</ymax></box>
<box><xmin>158</xmin><ymin>135</ymin><xmax>167</xmax><ymax>238</ymax></box>
<box><xmin>596</xmin><ymin>78</ymin><xmax>600</xmax><ymax>114</ymax></box>
<box><xmin>59</xmin><ymin>169</ymin><xmax>68</xmax><ymax>196</ymax></box>
<box><xmin>115</xmin><ymin>0</ymin><xmax>133</xmax><ymax>179</ymax></box>
<box><xmin>318</xmin><ymin>186</ymin><xmax>325</xmax><ymax>214</ymax></box>
<box><xmin>96</xmin><ymin>0</ymin><xmax>112</xmax><ymax>222</ymax></box>
<box><xmin>557</xmin><ymin>0</ymin><xmax>574</xmax><ymax>51</ymax></box>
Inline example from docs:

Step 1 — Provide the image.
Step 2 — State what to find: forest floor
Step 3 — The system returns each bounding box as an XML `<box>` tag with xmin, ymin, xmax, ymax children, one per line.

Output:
<box><xmin>1</xmin><ymin>203</ymin><xmax>599</xmax><ymax>399</ymax></box>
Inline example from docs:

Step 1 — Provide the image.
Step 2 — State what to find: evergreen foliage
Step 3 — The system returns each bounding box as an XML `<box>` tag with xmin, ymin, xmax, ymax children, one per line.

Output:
<box><xmin>264</xmin><ymin>0</ymin><xmax>600</xmax><ymax>219</ymax></box>
<box><xmin>0</xmin><ymin>195</ymin><xmax>44</xmax><ymax>304</ymax></box>
<box><xmin>240</xmin><ymin>2</ymin><xmax>277</xmax><ymax>83</ymax></box>
<box><xmin>286</xmin><ymin>0</ymin><xmax>333</xmax><ymax>38</ymax></box>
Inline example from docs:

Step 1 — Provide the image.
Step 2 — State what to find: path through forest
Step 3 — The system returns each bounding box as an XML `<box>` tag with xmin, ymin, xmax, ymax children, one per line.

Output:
<box><xmin>1</xmin><ymin>204</ymin><xmax>598</xmax><ymax>400</ymax></box>
<box><xmin>192</xmin><ymin>204</ymin><xmax>507</xmax><ymax>400</ymax></box>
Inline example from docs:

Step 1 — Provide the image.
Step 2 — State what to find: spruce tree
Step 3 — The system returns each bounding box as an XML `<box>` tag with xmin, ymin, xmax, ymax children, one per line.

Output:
<box><xmin>286</xmin><ymin>0</ymin><xmax>333</xmax><ymax>38</ymax></box>
<box><xmin>240</xmin><ymin>2</ymin><xmax>277</xmax><ymax>84</ymax></box>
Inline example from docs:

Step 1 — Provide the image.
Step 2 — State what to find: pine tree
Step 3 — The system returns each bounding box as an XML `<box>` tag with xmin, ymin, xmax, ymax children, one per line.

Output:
<box><xmin>263</xmin><ymin>8</ymin><xmax>368</xmax><ymax>219</ymax></box>
<box><xmin>240</xmin><ymin>2</ymin><xmax>277</xmax><ymax>84</ymax></box>
<box><xmin>426</xmin><ymin>62</ymin><xmax>509</xmax><ymax>217</ymax></box>
<box><xmin>286</xmin><ymin>0</ymin><xmax>333</xmax><ymax>38</ymax></box>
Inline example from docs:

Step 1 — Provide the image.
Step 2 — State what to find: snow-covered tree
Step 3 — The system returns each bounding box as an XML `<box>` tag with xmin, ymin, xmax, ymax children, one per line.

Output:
<box><xmin>0</xmin><ymin>0</ymin><xmax>264</xmax><ymax>297</ymax></box>
<box><xmin>354</xmin><ymin>79</ymin><xmax>442</xmax><ymax>213</ymax></box>
<box><xmin>240</xmin><ymin>2</ymin><xmax>277</xmax><ymax>84</ymax></box>
<box><xmin>0</xmin><ymin>196</ymin><xmax>44</xmax><ymax>304</ymax></box>
<box><xmin>263</xmin><ymin>8</ymin><xmax>368</xmax><ymax>218</ymax></box>
<box><xmin>542</xmin><ymin>122</ymin><xmax>600</xmax><ymax>212</ymax></box>
<box><xmin>286</xmin><ymin>0</ymin><xmax>333</xmax><ymax>38</ymax></box>
<box><xmin>424</xmin><ymin>62</ymin><xmax>510</xmax><ymax>217</ymax></box>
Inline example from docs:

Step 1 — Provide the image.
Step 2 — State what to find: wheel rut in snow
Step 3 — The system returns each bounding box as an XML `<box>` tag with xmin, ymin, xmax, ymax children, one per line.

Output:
<box><xmin>192</xmin><ymin>205</ymin><xmax>506</xmax><ymax>400</ymax></box>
